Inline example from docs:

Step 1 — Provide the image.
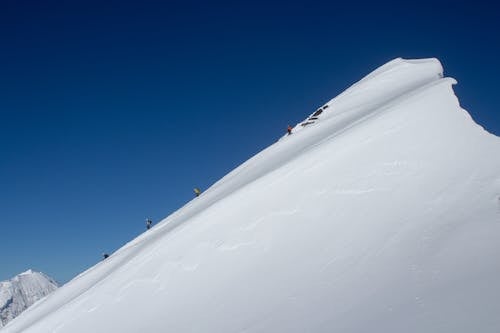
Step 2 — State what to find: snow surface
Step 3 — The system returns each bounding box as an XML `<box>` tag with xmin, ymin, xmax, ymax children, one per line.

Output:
<box><xmin>2</xmin><ymin>58</ymin><xmax>500</xmax><ymax>333</ymax></box>
<box><xmin>0</xmin><ymin>270</ymin><xmax>58</xmax><ymax>328</ymax></box>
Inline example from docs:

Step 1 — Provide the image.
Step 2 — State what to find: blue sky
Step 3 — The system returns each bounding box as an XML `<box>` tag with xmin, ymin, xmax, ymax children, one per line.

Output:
<box><xmin>1</xmin><ymin>0</ymin><xmax>499</xmax><ymax>283</ymax></box>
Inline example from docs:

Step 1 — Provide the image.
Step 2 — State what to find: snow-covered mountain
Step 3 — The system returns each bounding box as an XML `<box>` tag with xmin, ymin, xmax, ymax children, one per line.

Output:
<box><xmin>0</xmin><ymin>270</ymin><xmax>58</xmax><ymax>328</ymax></box>
<box><xmin>2</xmin><ymin>58</ymin><xmax>500</xmax><ymax>332</ymax></box>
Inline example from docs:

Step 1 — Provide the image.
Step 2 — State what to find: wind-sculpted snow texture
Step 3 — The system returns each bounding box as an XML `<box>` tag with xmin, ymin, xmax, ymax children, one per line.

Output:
<box><xmin>0</xmin><ymin>270</ymin><xmax>58</xmax><ymax>328</ymax></box>
<box><xmin>3</xmin><ymin>58</ymin><xmax>500</xmax><ymax>333</ymax></box>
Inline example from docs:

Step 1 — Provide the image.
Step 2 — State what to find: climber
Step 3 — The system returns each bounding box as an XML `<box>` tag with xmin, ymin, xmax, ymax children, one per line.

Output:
<box><xmin>287</xmin><ymin>125</ymin><xmax>293</xmax><ymax>135</ymax></box>
<box><xmin>146</xmin><ymin>218</ymin><xmax>152</xmax><ymax>230</ymax></box>
<box><xmin>103</xmin><ymin>253</ymin><xmax>109</xmax><ymax>260</ymax></box>
<box><xmin>194</xmin><ymin>187</ymin><xmax>201</xmax><ymax>197</ymax></box>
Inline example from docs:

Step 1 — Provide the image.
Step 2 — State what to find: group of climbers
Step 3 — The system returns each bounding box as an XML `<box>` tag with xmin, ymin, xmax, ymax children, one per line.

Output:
<box><xmin>102</xmin><ymin>188</ymin><xmax>203</xmax><ymax>260</ymax></box>
<box><xmin>102</xmin><ymin>122</ymin><xmax>300</xmax><ymax>260</ymax></box>
<box><xmin>101</xmin><ymin>122</ymin><xmax>300</xmax><ymax>261</ymax></box>
<box><xmin>102</xmin><ymin>121</ymin><xmax>304</xmax><ymax>260</ymax></box>
<box><xmin>101</xmin><ymin>123</ymin><xmax>297</xmax><ymax>261</ymax></box>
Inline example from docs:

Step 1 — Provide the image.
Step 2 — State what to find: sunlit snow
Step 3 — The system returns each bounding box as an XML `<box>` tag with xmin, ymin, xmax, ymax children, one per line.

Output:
<box><xmin>3</xmin><ymin>58</ymin><xmax>500</xmax><ymax>333</ymax></box>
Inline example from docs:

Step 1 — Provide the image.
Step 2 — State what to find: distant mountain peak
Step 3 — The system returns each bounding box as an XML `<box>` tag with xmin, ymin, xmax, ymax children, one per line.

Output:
<box><xmin>0</xmin><ymin>270</ymin><xmax>58</xmax><ymax>328</ymax></box>
<box><xmin>19</xmin><ymin>269</ymin><xmax>34</xmax><ymax>276</ymax></box>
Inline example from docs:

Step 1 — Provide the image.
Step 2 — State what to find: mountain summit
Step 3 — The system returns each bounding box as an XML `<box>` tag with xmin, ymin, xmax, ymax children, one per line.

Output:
<box><xmin>0</xmin><ymin>270</ymin><xmax>58</xmax><ymax>328</ymax></box>
<box><xmin>2</xmin><ymin>58</ymin><xmax>500</xmax><ymax>332</ymax></box>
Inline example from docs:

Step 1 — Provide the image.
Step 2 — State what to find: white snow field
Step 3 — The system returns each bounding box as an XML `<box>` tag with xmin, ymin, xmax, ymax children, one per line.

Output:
<box><xmin>3</xmin><ymin>58</ymin><xmax>500</xmax><ymax>333</ymax></box>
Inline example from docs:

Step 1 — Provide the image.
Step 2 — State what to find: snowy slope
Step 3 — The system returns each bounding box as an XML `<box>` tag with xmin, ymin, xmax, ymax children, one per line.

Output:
<box><xmin>0</xmin><ymin>270</ymin><xmax>58</xmax><ymax>328</ymax></box>
<box><xmin>3</xmin><ymin>58</ymin><xmax>500</xmax><ymax>333</ymax></box>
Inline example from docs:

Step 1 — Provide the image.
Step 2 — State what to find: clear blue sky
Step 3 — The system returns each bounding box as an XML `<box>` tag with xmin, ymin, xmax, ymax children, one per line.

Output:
<box><xmin>1</xmin><ymin>0</ymin><xmax>499</xmax><ymax>283</ymax></box>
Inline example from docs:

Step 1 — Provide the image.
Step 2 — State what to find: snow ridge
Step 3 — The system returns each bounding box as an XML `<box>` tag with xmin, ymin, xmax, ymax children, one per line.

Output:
<box><xmin>2</xmin><ymin>57</ymin><xmax>500</xmax><ymax>333</ymax></box>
